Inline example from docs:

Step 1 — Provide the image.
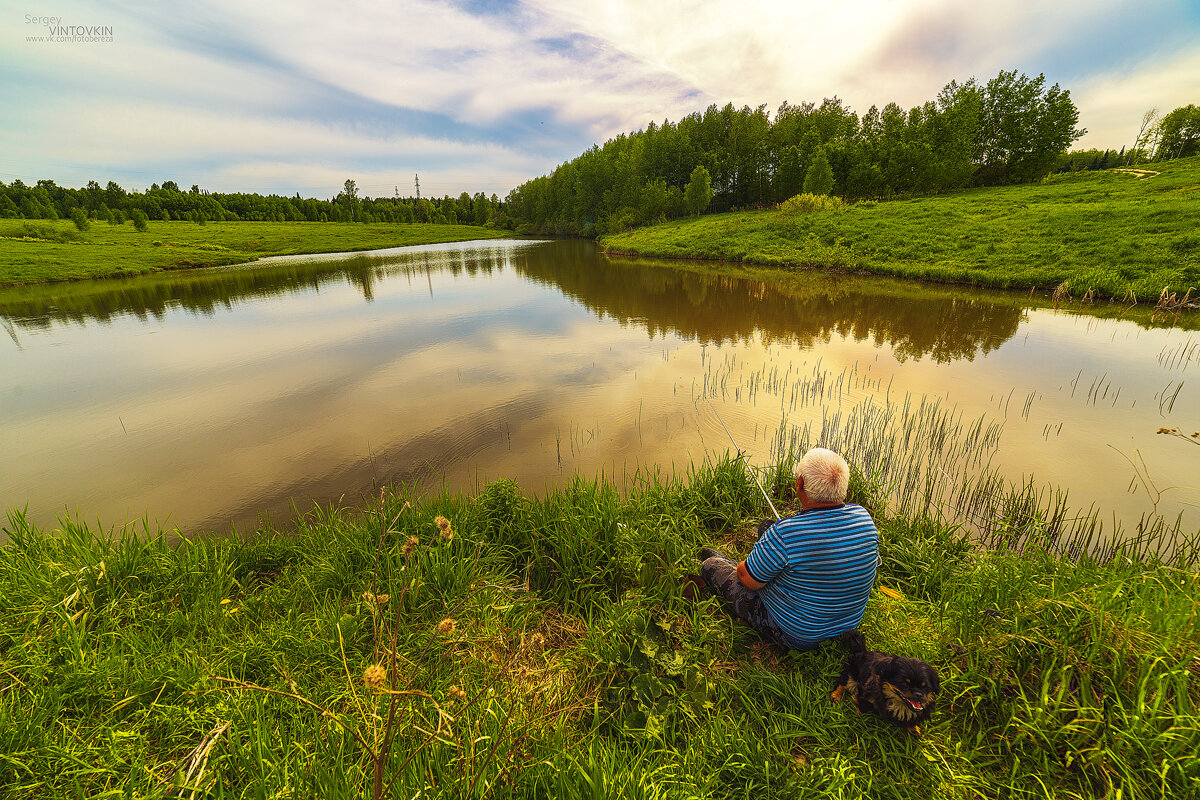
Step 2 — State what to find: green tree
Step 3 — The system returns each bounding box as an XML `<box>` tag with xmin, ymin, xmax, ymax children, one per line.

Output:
<box><xmin>772</xmin><ymin>145</ymin><xmax>805</xmax><ymax>201</ymax></box>
<box><xmin>70</xmin><ymin>206</ymin><xmax>90</xmax><ymax>232</ymax></box>
<box><xmin>0</xmin><ymin>191</ymin><xmax>20</xmax><ymax>218</ymax></box>
<box><xmin>803</xmin><ymin>148</ymin><xmax>834</xmax><ymax>195</ymax></box>
<box><xmin>104</xmin><ymin>181</ymin><xmax>126</xmax><ymax>209</ymax></box>
<box><xmin>130</xmin><ymin>209</ymin><xmax>149</xmax><ymax>231</ymax></box>
<box><xmin>684</xmin><ymin>165</ymin><xmax>714</xmax><ymax>216</ymax></box>
<box><xmin>339</xmin><ymin>179</ymin><xmax>359</xmax><ymax>222</ymax></box>
<box><xmin>1154</xmin><ymin>105</ymin><xmax>1200</xmax><ymax>160</ymax></box>
<box><xmin>973</xmin><ymin>70</ymin><xmax>1085</xmax><ymax>184</ymax></box>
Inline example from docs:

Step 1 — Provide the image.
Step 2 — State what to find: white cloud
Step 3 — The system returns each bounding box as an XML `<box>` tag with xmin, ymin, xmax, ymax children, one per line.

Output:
<box><xmin>1072</xmin><ymin>48</ymin><xmax>1200</xmax><ymax>150</ymax></box>
<box><xmin>2</xmin><ymin>0</ymin><xmax>1197</xmax><ymax>195</ymax></box>
<box><xmin>523</xmin><ymin>0</ymin><xmax>1184</xmax><ymax>122</ymax></box>
<box><xmin>187</xmin><ymin>0</ymin><xmax>701</xmax><ymax>132</ymax></box>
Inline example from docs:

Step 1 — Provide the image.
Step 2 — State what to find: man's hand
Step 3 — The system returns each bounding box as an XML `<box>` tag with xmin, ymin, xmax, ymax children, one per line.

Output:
<box><xmin>736</xmin><ymin>561</ymin><xmax>767</xmax><ymax>591</ymax></box>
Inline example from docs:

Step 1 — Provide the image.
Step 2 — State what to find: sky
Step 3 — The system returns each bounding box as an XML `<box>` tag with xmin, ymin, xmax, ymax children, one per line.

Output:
<box><xmin>2</xmin><ymin>0</ymin><xmax>1198</xmax><ymax>200</ymax></box>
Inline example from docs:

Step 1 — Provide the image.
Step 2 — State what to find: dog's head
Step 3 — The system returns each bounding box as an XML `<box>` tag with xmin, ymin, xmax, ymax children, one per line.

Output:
<box><xmin>879</xmin><ymin>656</ymin><xmax>940</xmax><ymax>719</ymax></box>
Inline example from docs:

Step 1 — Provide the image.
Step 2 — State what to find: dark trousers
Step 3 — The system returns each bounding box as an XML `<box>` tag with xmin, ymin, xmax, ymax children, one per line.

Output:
<box><xmin>700</xmin><ymin>551</ymin><xmax>798</xmax><ymax>650</ymax></box>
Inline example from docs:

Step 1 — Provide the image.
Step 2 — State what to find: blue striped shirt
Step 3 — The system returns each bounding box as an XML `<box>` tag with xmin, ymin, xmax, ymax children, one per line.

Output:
<box><xmin>744</xmin><ymin>504</ymin><xmax>878</xmax><ymax>649</ymax></box>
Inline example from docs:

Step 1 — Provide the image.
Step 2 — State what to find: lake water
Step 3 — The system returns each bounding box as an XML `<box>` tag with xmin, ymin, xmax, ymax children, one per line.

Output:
<box><xmin>2</xmin><ymin>238</ymin><xmax>1198</xmax><ymax>539</ymax></box>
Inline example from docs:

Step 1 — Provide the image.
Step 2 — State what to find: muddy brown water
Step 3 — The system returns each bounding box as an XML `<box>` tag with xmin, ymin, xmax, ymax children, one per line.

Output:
<box><xmin>2</xmin><ymin>238</ymin><xmax>1197</xmax><ymax>539</ymax></box>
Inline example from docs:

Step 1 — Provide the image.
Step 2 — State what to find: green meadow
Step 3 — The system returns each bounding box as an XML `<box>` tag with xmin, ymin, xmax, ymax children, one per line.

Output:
<box><xmin>0</xmin><ymin>221</ymin><xmax>509</xmax><ymax>286</ymax></box>
<box><xmin>601</xmin><ymin>158</ymin><xmax>1200</xmax><ymax>304</ymax></box>
<box><xmin>3</xmin><ymin>390</ymin><xmax>1197</xmax><ymax>799</ymax></box>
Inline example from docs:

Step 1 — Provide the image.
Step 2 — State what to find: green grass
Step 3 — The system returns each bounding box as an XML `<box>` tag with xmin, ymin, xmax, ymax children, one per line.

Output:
<box><xmin>3</xmin><ymin>438</ymin><xmax>1198</xmax><ymax>798</ymax></box>
<box><xmin>0</xmin><ymin>220</ymin><xmax>511</xmax><ymax>286</ymax></box>
<box><xmin>601</xmin><ymin>158</ymin><xmax>1200</xmax><ymax>303</ymax></box>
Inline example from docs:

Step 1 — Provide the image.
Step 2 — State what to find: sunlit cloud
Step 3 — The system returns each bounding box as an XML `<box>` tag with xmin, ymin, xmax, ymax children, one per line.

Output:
<box><xmin>1072</xmin><ymin>48</ymin><xmax>1200</xmax><ymax>150</ymax></box>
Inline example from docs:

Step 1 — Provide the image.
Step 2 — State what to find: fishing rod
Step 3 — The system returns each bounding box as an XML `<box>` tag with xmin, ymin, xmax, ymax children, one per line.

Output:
<box><xmin>705</xmin><ymin>397</ymin><xmax>781</xmax><ymax>521</ymax></box>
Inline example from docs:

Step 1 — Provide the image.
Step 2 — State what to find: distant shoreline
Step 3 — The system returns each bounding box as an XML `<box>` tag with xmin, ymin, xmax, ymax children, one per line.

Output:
<box><xmin>600</xmin><ymin>158</ymin><xmax>1200</xmax><ymax>307</ymax></box>
<box><xmin>0</xmin><ymin>220</ymin><xmax>510</xmax><ymax>287</ymax></box>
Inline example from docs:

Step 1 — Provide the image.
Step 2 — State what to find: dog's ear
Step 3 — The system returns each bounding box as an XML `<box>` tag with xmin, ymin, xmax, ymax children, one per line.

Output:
<box><xmin>925</xmin><ymin>664</ymin><xmax>941</xmax><ymax>694</ymax></box>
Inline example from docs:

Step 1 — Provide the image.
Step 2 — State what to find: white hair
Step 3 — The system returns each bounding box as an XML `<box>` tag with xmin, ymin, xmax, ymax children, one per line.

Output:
<box><xmin>794</xmin><ymin>447</ymin><xmax>850</xmax><ymax>504</ymax></box>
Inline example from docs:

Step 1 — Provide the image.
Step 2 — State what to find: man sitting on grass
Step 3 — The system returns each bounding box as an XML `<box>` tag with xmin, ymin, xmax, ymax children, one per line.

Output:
<box><xmin>699</xmin><ymin>447</ymin><xmax>879</xmax><ymax>651</ymax></box>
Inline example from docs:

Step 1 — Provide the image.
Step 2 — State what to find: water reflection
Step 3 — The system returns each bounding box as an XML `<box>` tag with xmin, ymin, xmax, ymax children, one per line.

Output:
<box><xmin>1</xmin><ymin>240</ymin><xmax>1025</xmax><ymax>364</ymax></box>
<box><xmin>520</xmin><ymin>246</ymin><xmax>1023</xmax><ymax>361</ymax></box>
<box><xmin>1</xmin><ymin>239</ymin><xmax>1196</xmax><ymax>538</ymax></box>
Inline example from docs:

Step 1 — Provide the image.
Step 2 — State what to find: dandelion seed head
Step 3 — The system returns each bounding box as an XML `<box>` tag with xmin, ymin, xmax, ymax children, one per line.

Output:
<box><xmin>438</xmin><ymin>618</ymin><xmax>457</xmax><ymax>635</ymax></box>
<box><xmin>435</xmin><ymin>516</ymin><xmax>454</xmax><ymax>541</ymax></box>
<box><xmin>363</xmin><ymin>664</ymin><xmax>387</xmax><ymax>687</ymax></box>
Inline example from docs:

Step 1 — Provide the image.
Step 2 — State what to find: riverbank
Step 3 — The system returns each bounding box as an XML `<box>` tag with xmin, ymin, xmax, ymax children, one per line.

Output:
<box><xmin>600</xmin><ymin>158</ymin><xmax>1200</xmax><ymax>304</ymax></box>
<box><xmin>3</xmin><ymin>456</ymin><xmax>1197</xmax><ymax>798</ymax></box>
<box><xmin>0</xmin><ymin>220</ymin><xmax>510</xmax><ymax>286</ymax></box>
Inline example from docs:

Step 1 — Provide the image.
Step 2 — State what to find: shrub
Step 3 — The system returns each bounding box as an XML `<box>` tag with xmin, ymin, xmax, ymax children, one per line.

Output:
<box><xmin>1</xmin><ymin>222</ymin><xmax>85</xmax><ymax>243</ymax></box>
<box><xmin>70</xmin><ymin>207</ymin><xmax>91</xmax><ymax>232</ymax></box>
<box><xmin>778</xmin><ymin>193</ymin><xmax>846</xmax><ymax>214</ymax></box>
<box><xmin>130</xmin><ymin>209</ymin><xmax>149</xmax><ymax>232</ymax></box>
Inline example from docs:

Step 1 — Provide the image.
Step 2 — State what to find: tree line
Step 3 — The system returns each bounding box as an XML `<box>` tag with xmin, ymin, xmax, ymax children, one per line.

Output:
<box><xmin>1053</xmin><ymin>104</ymin><xmax>1199</xmax><ymax>174</ymax></box>
<box><xmin>0</xmin><ymin>177</ymin><xmax>503</xmax><ymax>227</ymax></box>
<box><xmin>503</xmin><ymin>70</ymin><xmax>1086</xmax><ymax>236</ymax></box>
<box><xmin>1132</xmin><ymin>104</ymin><xmax>1200</xmax><ymax>162</ymax></box>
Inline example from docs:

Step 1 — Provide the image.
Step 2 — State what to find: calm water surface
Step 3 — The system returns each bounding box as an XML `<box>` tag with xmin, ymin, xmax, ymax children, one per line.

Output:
<box><xmin>2</xmin><ymin>239</ymin><xmax>1197</xmax><ymax>537</ymax></box>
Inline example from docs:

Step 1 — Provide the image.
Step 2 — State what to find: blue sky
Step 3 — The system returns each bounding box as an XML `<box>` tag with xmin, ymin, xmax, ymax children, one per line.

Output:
<box><xmin>3</xmin><ymin>0</ymin><xmax>1198</xmax><ymax>199</ymax></box>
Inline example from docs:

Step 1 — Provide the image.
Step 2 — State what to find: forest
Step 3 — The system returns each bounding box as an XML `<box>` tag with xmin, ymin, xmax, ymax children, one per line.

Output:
<box><xmin>502</xmin><ymin>81</ymin><xmax>1194</xmax><ymax>238</ymax></box>
<box><xmin>501</xmin><ymin>70</ymin><xmax>1091</xmax><ymax>236</ymax></box>
<box><xmin>0</xmin><ymin>177</ymin><xmax>501</xmax><ymax>228</ymax></box>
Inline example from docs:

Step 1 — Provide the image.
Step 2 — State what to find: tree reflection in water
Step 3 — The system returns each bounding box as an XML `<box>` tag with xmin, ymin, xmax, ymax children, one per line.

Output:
<box><xmin>2</xmin><ymin>239</ymin><xmax>1028</xmax><ymax>364</ymax></box>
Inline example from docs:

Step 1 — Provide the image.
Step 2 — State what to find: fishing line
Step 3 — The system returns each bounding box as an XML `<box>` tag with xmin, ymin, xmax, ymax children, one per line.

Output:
<box><xmin>705</xmin><ymin>396</ymin><xmax>781</xmax><ymax>521</ymax></box>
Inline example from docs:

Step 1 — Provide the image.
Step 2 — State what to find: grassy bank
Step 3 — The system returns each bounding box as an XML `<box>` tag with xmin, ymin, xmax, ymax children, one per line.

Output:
<box><xmin>601</xmin><ymin>158</ymin><xmax>1200</xmax><ymax>303</ymax></box>
<box><xmin>3</xmin><ymin>447</ymin><xmax>1198</xmax><ymax>798</ymax></box>
<box><xmin>0</xmin><ymin>220</ymin><xmax>509</xmax><ymax>286</ymax></box>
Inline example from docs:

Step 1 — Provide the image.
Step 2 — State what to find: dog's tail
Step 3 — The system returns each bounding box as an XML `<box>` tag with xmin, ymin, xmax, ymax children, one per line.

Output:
<box><xmin>840</xmin><ymin>628</ymin><xmax>867</xmax><ymax>655</ymax></box>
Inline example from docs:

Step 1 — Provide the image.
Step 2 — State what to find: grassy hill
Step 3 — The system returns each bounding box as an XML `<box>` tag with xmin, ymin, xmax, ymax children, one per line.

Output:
<box><xmin>0</xmin><ymin>221</ymin><xmax>509</xmax><ymax>286</ymax></box>
<box><xmin>601</xmin><ymin>158</ymin><xmax>1200</xmax><ymax>304</ymax></box>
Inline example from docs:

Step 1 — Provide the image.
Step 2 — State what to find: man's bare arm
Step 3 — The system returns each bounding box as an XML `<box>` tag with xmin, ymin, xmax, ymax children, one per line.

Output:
<box><xmin>736</xmin><ymin>561</ymin><xmax>767</xmax><ymax>590</ymax></box>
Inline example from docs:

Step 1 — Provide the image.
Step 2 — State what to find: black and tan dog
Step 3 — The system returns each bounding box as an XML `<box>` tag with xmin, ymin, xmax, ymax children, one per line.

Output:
<box><xmin>830</xmin><ymin>629</ymin><xmax>939</xmax><ymax>736</ymax></box>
